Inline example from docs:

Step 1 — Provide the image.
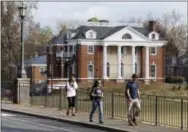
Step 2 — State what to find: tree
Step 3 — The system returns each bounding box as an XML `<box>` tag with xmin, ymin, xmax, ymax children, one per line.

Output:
<box><xmin>25</xmin><ymin>24</ymin><xmax>53</xmax><ymax>57</ymax></box>
<box><xmin>1</xmin><ymin>1</ymin><xmax>53</xmax><ymax>80</ymax></box>
<box><xmin>56</xmin><ymin>20</ymin><xmax>83</xmax><ymax>33</ymax></box>
<box><xmin>142</xmin><ymin>10</ymin><xmax>187</xmax><ymax>57</ymax></box>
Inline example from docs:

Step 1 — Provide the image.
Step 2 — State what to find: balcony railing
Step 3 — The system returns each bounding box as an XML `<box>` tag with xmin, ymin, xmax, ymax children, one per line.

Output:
<box><xmin>56</xmin><ymin>52</ymin><xmax>73</xmax><ymax>58</ymax></box>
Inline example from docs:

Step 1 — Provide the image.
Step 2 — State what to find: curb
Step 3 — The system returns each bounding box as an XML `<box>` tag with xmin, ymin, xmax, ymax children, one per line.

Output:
<box><xmin>1</xmin><ymin>108</ymin><xmax>135</xmax><ymax>132</ymax></box>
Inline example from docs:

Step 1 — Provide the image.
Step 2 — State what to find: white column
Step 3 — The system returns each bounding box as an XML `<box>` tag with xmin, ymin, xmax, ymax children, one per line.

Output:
<box><xmin>103</xmin><ymin>45</ymin><xmax>107</xmax><ymax>79</ymax></box>
<box><xmin>132</xmin><ymin>46</ymin><xmax>136</xmax><ymax>74</ymax></box>
<box><xmin>117</xmin><ymin>46</ymin><xmax>122</xmax><ymax>79</ymax></box>
<box><xmin>145</xmin><ymin>46</ymin><xmax>149</xmax><ymax>79</ymax></box>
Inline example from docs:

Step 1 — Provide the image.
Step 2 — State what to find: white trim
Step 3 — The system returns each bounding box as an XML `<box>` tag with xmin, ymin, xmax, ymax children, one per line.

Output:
<box><xmin>87</xmin><ymin>45</ymin><xmax>94</xmax><ymax>54</ymax></box>
<box><xmin>72</xmin><ymin>62</ymin><xmax>76</xmax><ymax>74</ymax></box>
<box><xmin>80</xmin><ymin>40</ymin><xmax>166</xmax><ymax>47</ymax></box>
<box><xmin>72</xmin><ymin>45</ymin><xmax>76</xmax><ymax>54</ymax></box>
<box><xmin>126</xmin><ymin>26</ymin><xmax>150</xmax><ymax>41</ymax></box>
<box><xmin>150</xmin><ymin>47</ymin><xmax>157</xmax><ymax>55</ymax></box>
<box><xmin>87</xmin><ymin>63</ymin><xmax>94</xmax><ymax>78</ymax></box>
<box><xmin>150</xmin><ymin>63</ymin><xmax>157</xmax><ymax>78</ymax></box>
<box><xmin>25</xmin><ymin>64</ymin><xmax>47</xmax><ymax>67</ymax></box>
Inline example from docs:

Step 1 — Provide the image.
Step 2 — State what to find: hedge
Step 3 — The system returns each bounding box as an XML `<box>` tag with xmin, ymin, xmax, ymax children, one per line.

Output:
<box><xmin>165</xmin><ymin>76</ymin><xmax>185</xmax><ymax>83</ymax></box>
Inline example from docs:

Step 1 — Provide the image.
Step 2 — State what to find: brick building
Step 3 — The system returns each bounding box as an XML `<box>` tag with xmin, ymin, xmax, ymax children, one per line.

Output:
<box><xmin>47</xmin><ymin>20</ymin><xmax>166</xmax><ymax>85</ymax></box>
<box><xmin>25</xmin><ymin>55</ymin><xmax>47</xmax><ymax>85</ymax></box>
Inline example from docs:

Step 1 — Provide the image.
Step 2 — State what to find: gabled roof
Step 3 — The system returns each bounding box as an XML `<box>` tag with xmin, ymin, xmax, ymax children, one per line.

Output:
<box><xmin>25</xmin><ymin>55</ymin><xmax>46</xmax><ymax>65</ymax></box>
<box><xmin>72</xmin><ymin>26</ymin><xmax>126</xmax><ymax>39</ymax></box>
<box><xmin>72</xmin><ymin>25</ymin><xmax>157</xmax><ymax>40</ymax></box>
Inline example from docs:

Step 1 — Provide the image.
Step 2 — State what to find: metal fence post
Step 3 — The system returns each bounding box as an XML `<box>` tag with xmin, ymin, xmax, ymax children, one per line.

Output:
<box><xmin>111</xmin><ymin>92</ymin><xmax>114</xmax><ymax>119</ymax></box>
<box><xmin>59</xmin><ymin>87</ymin><xmax>62</xmax><ymax>110</ymax></box>
<box><xmin>181</xmin><ymin>98</ymin><xmax>184</xmax><ymax>130</ymax></box>
<box><xmin>155</xmin><ymin>95</ymin><xmax>158</xmax><ymax>126</ymax></box>
<box><xmin>30</xmin><ymin>96</ymin><xmax>32</xmax><ymax>106</ymax></box>
<box><xmin>75</xmin><ymin>90</ymin><xmax>79</xmax><ymax>112</ymax></box>
<box><xmin>44</xmin><ymin>90</ymin><xmax>47</xmax><ymax>107</ymax></box>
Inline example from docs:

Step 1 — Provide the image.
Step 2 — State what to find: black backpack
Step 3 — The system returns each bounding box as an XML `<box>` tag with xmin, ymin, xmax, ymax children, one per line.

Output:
<box><xmin>89</xmin><ymin>87</ymin><xmax>95</xmax><ymax>101</ymax></box>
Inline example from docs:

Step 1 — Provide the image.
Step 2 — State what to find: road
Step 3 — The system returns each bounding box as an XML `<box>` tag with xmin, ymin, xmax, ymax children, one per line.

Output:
<box><xmin>2</xmin><ymin>112</ymin><xmax>109</xmax><ymax>132</ymax></box>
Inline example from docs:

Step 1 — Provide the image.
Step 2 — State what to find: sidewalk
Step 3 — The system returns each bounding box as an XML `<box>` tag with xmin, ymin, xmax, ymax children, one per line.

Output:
<box><xmin>1</xmin><ymin>102</ymin><xmax>186</xmax><ymax>132</ymax></box>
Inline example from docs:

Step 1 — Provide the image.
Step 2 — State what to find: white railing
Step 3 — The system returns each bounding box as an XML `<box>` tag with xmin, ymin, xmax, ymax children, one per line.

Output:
<box><xmin>56</xmin><ymin>52</ymin><xmax>73</xmax><ymax>58</ymax></box>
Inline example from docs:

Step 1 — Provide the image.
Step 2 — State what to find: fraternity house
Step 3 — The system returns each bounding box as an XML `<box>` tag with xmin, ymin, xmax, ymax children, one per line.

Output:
<box><xmin>47</xmin><ymin>20</ymin><xmax>166</xmax><ymax>85</ymax></box>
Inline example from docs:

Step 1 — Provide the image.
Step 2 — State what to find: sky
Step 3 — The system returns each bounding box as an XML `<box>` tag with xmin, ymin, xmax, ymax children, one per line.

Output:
<box><xmin>32</xmin><ymin>2</ymin><xmax>187</xmax><ymax>33</ymax></box>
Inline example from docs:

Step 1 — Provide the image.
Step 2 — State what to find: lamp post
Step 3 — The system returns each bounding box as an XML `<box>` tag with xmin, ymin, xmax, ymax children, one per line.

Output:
<box><xmin>18</xmin><ymin>2</ymin><xmax>27</xmax><ymax>78</ymax></box>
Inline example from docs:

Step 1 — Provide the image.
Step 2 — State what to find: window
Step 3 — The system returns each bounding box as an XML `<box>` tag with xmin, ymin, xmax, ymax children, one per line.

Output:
<box><xmin>88</xmin><ymin>64</ymin><xmax>94</xmax><ymax>78</ymax></box>
<box><xmin>122</xmin><ymin>33</ymin><xmax>132</xmax><ymax>39</ymax></box>
<box><xmin>88</xmin><ymin>45</ymin><xmax>94</xmax><ymax>54</ymax></box>
<box><xmin>167</xmin><ymin>67</ymin><xmax>171</xmax><ymax>74</ymax></box>
<box><xmin>150</xmin><ymin>64</ymin><xmax>156</xmax><ymax>78</ymax></box>
<box><xmin>107</xmin><ymin>62</ymin><xmax>110</xmax><ymax>77</ymax></box>
<box><xmin>180</xmin><ymin>67</ymin><xmax>184</xmax><ymax>74</ymax></box>
<box><xmin>135</xmin><ymin>47</ymin><xmax>139</xmax><ymax>54</ymax></box>
<box><xmin>39</xmin><ymin>67</ymin><xmax>46</xmax><ymax>73</ymax></box>
<box><xmin>121</xmin><ymin>63</ymin><xmax>124</xmax><ymax>77</ymax></box>
<box><xmin>121</xmin><ymin>47</ymin><xmax>127</xmax><ymax>54</ymax></box>
<box><xmin>72</xmin><ymin>63</ymin><xmax>76</xmax><ymax>74</ymax></box>
<box><xmin>88</xmin><ymin>32</ymin><xmax>93</xmax><ymax>39</ymax></box>
<box><xmin>150</xmin><ymin>47</ymin><xmax>157</xmax><ymax>55</ymax></box>
<box><xmin>135</xmin><ymin>63</ymin><xmax>137</xmax><ymax>74</ymax></box>
<box><xmin>152</xmin><ymin>33</ymin><xmax>155</xmax><ymax>39</ymax></box>
<box><xmin>72</xmin><ymin>46</ymin><xmax>76</xmax><ymax>54</ymax></box>
<box><xmin>172</xmin><ymin>58</ymin><xmax>177</xmax><ymax>65</ymax></box>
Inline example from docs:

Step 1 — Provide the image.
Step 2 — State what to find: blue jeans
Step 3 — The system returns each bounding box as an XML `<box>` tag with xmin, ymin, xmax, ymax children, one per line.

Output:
<box><xmin>89</xmin><ymin>100</ymin><xmax>103</xmax><ymax>122</ymax></box>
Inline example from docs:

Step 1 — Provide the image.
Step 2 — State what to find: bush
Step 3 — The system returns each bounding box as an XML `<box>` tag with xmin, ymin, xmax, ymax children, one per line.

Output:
<box><xmin>165</xmin><ymin>76</ymin><xmax>184</xmax><ymax>84</ymax></box>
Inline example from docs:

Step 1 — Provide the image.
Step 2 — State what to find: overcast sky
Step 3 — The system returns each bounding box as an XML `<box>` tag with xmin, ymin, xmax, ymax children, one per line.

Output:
<box><xmin>32</xmin><ymin>2</ymin><xmax>187</xmax><ymax>33</ymax></box>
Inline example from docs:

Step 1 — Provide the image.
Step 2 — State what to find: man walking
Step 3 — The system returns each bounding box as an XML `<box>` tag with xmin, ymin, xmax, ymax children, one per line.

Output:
<box><xmin>125</xmin><ymin>74</ymin><xmax>141</xmax><ymax>126</ymax></box>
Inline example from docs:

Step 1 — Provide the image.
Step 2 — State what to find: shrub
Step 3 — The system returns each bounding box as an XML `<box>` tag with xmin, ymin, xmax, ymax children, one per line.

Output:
<box><xmin>165</xmin><ymin>76</ymin><xmax>184</xmax><ymax>84</ymax></box>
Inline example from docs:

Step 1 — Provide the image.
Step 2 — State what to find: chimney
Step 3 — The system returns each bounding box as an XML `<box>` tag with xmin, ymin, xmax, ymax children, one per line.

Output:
<box><xmin>149</xmin><ymin>20</ymin><xmax>157</xmax><ymax>32</ymax></box>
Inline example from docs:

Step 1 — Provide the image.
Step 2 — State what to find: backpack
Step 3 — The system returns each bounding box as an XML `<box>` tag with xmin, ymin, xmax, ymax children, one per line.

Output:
<box><xmin>89</xmin><ymin>87</ymin><xmax>95</xmax><ymax>101</ymax></box>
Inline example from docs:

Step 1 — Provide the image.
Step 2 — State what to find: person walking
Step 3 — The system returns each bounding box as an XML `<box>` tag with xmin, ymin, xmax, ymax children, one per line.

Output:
<box><xmin>125</xmin><ymin>73</ymin><xmax>141</xmax><ymax>126</ymax></box>
<box><xmin>89</xmin><ymin>80</ymin><xmax>104</xmax><ymax>124</ymax></box>
<box><xmin>66</xmin><ymin>74</ymin><xmax>78</xmax><ymax>116</ymax></box>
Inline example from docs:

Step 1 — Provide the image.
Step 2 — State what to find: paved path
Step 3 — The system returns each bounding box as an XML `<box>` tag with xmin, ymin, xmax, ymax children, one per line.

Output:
<box><xmin>2</xmin><ymin>112</ymin><xmax>107</xmax><ymax>132</ymax></box>
<box><xmin>1</xmin><ymin>103</ymin><xmax>186</xmax><ymax>132</ymax></box>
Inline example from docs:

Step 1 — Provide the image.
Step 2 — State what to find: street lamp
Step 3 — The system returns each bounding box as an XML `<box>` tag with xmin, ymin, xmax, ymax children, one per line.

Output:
<box><xmin>18</xmin><ymin>2</ymin><xmax>27</xmax><ymax>78</ymax></box>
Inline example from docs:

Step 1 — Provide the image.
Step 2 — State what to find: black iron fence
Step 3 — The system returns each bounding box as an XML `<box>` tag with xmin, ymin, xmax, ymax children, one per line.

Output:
<box><xmin>30</xmin><ymin>89</ymin><xmax>188</xmax><ymax>130</ymax></box>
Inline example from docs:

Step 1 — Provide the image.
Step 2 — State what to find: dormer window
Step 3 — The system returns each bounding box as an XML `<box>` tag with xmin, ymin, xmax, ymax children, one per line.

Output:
<box><xmin>152</xmin><ymin>33</ymin><xmax>155</xmax><ymax>39</ymax></box>
<box><xmin>122</xmin><ymin>33</ymin><xmax>132</xmax><ymax>39</ymax></box>
<box><xmin>89</xmin><ymin>32</ymin><xmax>93</xmax><ymax>39</ymax></box>
<box><xmin>149</xmin><ymin>32</ymin><xmax>159</xmax><ymax>40</ymax></box>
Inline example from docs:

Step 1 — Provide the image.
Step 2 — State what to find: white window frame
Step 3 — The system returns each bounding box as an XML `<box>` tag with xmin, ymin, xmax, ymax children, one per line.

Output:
<box><xmin>150</xmin><ymin>47</ymin><xmax>157</xmax><ymax>55</ymax></box>
<box><xmin>87</xmin><ymin>64</ymin><xmax>94</xmax><ymax>78</ymax></box>
<box><xmin>152</xmin><ymin>33</ymin><xmax>155</xmax><ymax>39</ymax></box>
<box><xmin>72</xmin><ymin>62</ymin><xmax>76</xmax><ymax>74</ymax></box>
<box><xmin>87</xmin><ymin>45</ymin><xmax>94</xmax><ymax>54</ymax></box>
<box><xmin>88</xmin><ymin>32</ymin><xmax>94</xmax><ymax>39</ymax></box>
<box><xmin>72</xmin><ymin>45</ymin><xmax>76</xmax><ymax>54</ymax></box>
<box><xmin>150</xmin><ymin>64</ymin><xmax>157</xmax><ymax>78</ymax></box>
<box><xmin>39</xmin><ymin>67</ymin><xmax>46</xmax><ymax>73</ymax></box>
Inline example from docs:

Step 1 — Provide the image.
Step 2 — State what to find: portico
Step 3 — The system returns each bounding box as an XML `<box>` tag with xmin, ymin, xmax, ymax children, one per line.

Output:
<box><xmin>102</xmin><ymin>41</ymin><xmax>165</xmax><ymax>83</ymax></box>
